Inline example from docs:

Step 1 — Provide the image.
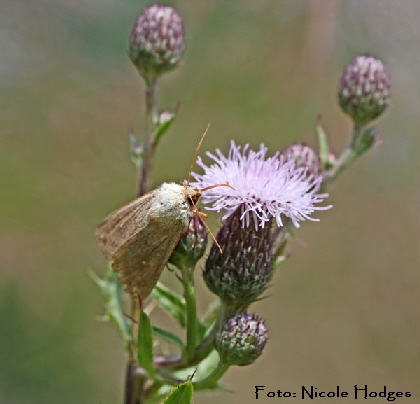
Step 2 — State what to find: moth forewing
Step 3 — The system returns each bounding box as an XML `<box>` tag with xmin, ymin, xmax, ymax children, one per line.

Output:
<box><xmin>95</xmin><ymin>182</ymin><xmax>202</xmax><ymax>300</ymax></box>
<box><xmin>95</xmin><ymin>191</ymin><xmax>155</xmax><ymax>260</ymax></box>
<box><xmin>112</xmin><ymin>214</ymin><xmax>187</xmax><ymax>299</ymax></box>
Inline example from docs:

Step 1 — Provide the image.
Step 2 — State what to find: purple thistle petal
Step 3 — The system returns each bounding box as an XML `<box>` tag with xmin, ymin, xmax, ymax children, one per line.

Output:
<box><xmin>191</xmin><ymin>141</ymin><xmax>331</xmax><ymax>229</ymax></box>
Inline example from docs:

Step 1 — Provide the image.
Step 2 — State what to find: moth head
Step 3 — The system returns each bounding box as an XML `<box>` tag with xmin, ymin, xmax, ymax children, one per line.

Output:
<box><xmin>182</xmin><ymin>184</ymin><xmax>202</xmax><ymax>206</ymax></box>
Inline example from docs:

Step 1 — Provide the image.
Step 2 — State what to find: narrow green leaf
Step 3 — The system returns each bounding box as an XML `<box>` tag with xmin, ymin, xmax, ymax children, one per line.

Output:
<box><xmin>129</xmin><ymin>131</ymin><xmax>143</xmax><ymax>168</ymax></box>
<box><xmin>89</xmin><ymin>266</ymin><xmax>132</xmax><ymax>346</ymax></box>
<box><xmin>196</xmin><ymin>320</ymin><xmax>208</xmax><ymax>342</ymax></box>
<box><xmin>152</xmin><ymin>282</ymin><xmax>186</xmax><ymax>328</ymax></box>
<box><xmin>169</xmin><ymin>352</ymin><xmax>226</xmax><ymax>392</ymax></box>
<box><xmin>152</xmin><ymin>326</ymin><xmax>184</xmax><ymax>348</ymax></box>
<box><xmin>153</xmin><ymin>111</ymin><xmax>177</xmax><ymax>143</ymax></box>
<box><xmin>316</xmin><ymin>118</ymin><xmax>331</xmax><ymax>169</ymax></box>
<box><xmin>196</xmin><ymin>300</ymin><xmax>220</xmax><ymax>342</ymax></box>
<box><xmin>164</xmin><ymin>378</ymin><xmax>194</xmax><ymax>404</ymax></box>
<box><xmin>137</xmin><ymin>309</ymin><xmax>155</xmax><ymax>378</ymax></box>
<box><xmin>197</xmin><ymin>302</ymin><xmax>219</xmax><ymax>342</ymax></box>
<box><xmin>201</xmin><ymin>299</ymin><xmax>221</xmax><ymax>327</ymax></box>
<box><xmin>273</xmin><ymin>237</ymin><xmax>290</xmax><ymax>268</ymax></box>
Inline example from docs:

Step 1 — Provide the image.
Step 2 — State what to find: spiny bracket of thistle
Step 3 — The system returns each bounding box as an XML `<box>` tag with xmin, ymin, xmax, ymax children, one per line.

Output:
<box><xmin>215</xmin><ymin>313</ymin><xmax>268</xmax><ymax>367</ymax></box>
<box><xmin>338</xmin><ymin>55</ymin><xmax>390</xmax><ymax>127</ymax></box>
<box><xmin>191</xmin><ymin>313</ymin><xmax>268</xmax><ymax>391</ymax></box>
<box><xmin>129</xmin><ymin>4</ymin><xmax>185</xmax><ymax>86</ymax></box>
<box><xmin>203</xmin><ymin>212</ymin><xmax>277</xmax><ymax>312</ymax></box>
<box><xmin>320</xmin><ymin>55</ymin><xmax>390</xmax><ymax>184</ymax></box>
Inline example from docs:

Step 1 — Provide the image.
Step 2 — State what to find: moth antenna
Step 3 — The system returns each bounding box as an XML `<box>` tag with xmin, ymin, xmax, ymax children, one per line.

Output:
<box><xmin>201</xmin><ymin>183</ymin><xmax>235</xmax><ymax>192</ymax></box>
<box><xmin>187</xmin><ymin>123</ymin><xmax>211</xmax><ymax>184</ymax></box>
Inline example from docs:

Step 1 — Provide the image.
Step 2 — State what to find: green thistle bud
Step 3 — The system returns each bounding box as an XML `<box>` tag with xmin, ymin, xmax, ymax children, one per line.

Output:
<box><xmin>282</xmin><ymin>143</ymin><xmax>322</xmax><ymax>177</ymax></box>
<box><xmin>169</xmin><ymin>216</ymin><xmax>208</xmax><ymax>269</ymax></box>
<box><xmin>204</xmin><ymin>210</ymin><xmax>276</xmax><ymax>309</ymax></box>
<box><xmin>215</xmin><ymin>312</ymin><xmax>268</xmax><ymax>366</ymax></box>
<box><xmin>129</xmin><ymin>5</ymin><xmax>185</xmax><ymax>83</ymax></box>
<box><xmin>338</xmin><ymin>55</ymin><xmax>391</xmax><ymax>126</ymax></box>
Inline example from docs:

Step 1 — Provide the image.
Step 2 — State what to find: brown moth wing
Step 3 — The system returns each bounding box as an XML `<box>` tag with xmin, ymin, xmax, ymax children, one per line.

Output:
<box><xmin>95</xmin><ymin>192</ymin><xmax>155</xmax><ymax>260</ymax></box>
<box><xmin>112</xmin><ymin>216</ymin><xmax>188</xmax><ymax>299</ymax></box>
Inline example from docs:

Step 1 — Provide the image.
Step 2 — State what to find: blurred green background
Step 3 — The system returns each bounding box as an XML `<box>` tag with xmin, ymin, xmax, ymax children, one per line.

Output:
<box><xmin>1</xmin><ymin>0</ymin><xmax>419</xmax><ymax>403</ymax></box>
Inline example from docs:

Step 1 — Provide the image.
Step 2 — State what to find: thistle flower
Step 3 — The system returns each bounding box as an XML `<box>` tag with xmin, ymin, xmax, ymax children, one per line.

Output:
<box><xmin>195</xmin><ymin>142</ymin><xmax>330</xmax><ymax>307</ymax></box>
<box><xmin>129</xmin><ymin>4</ymin><xmax>185</xmax><ymax>83</ymax></box>
<box><xmin>215</xmin><ymin>312</ymin><xmax>268</xmax><ymax>366</ymax></box>
<box><xmin>203</xmin><ymin>210</ymin><xmax>277</xmax><ymax>307</ymax></box>
<box><xmin>338</xmin><ymin>55</ymin><xmax>391</xmax><ymax>126</ymax></box>
<box><xmin>192</xmin><ymin>142</ymin><xmax>330</xmax><ymax>229</ymax></box>
<box><xmin>282</xmin><ymin>143</ymin><xmax>323</xmax><ymax>178</ymax></box>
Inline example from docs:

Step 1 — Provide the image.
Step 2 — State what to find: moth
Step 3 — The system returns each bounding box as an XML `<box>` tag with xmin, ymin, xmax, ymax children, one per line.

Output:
<box><xmin>96</xmin><ymin>182</ymin><xmax>203</xmax><ymax>300</ymax></box>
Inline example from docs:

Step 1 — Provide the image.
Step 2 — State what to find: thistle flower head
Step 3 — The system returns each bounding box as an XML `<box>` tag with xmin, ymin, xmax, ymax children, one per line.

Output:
<box><xmin>129</xmin><ymin>4</ymin><xmax>185</xmax><ymax>83</ymax></box>
<box><xmin>215</xmin><ymin>312</ymin><xmax>268</xmax><ymax>366</ymax></box>
<box><xmin>192</xmin><ymin>142</ymin><xmax>330</xmax><ymax>229</ymax></box>
<box><xmin>282</xmin><ymin>143</ymin><xmax>323</xmax><ymax>178</ymax></box>
<box><xmin>338</xmin><ymin>55</ymin><xmax>391</xmax><ymax>126</ymax></box>
<box><xmin>204</xmin><ymin>210</ymin><xmax>277</xmax><ymax>307</ymax></box>
<box><xmin>169</xmin><ymin>215</ymin><xmax>208</xmax><ymax>269</ymax></box>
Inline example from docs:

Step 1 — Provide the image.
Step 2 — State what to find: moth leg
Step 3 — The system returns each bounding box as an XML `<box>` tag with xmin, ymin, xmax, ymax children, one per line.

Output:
<box><xmin>124</xmin><ymin>313</ymin><xmax>138</xmax><ymax>324</ymax></box>
<box><xmin>193</xmin><ymin>210</ymin><xmax>223</xmax><ymax>253</ymax></box>
<box><xmin>194</xmin><ymin>210</ymin><xmax>208</xmax><ymax>219</ymax></box>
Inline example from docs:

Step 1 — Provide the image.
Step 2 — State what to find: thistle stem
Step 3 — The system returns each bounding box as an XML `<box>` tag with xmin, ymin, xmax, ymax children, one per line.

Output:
<box><xmin>154</xmin><ymin>301</ymin><xmax>234</xmax><ymax>370</ymax></box>
<box><xmin>184</xmin><ymin>302</ymin><xmax>233</xmax><ymax>367</ymax></box>
<box><xmin>128</xmin><ymin>77</ymin><xmax>159</xmax><ymax>404</ymax></box>
<box><xmin>125</xmin><ymin>361</ymin><xmax>148</xmax><ymax>404</ymax></box>
<box><xmin>193</xmin><ymin>361</ymin><xmax>230</xmax><ymax>391</ymax></box>
<box><xmin>323</xmin><ymin>124</ymin><xmax>376</xmax><ymax>185</ymax></box>
<box><xmin>180</xmin><ymin>266</ymin><xmax>198</xmax><ymax>362</ymax></box>
<box><xmin>324</xmin><ymin>145</ymin><xmax>358</xmax><ymax>184</ymax></box>
<box><xmin>138</xmin><ymin>78</ymin><xmax>158</xmax><ymax>197</ymax></box>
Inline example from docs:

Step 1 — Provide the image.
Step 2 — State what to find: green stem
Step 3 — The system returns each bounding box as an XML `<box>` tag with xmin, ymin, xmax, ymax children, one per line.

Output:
<box><xmin>193</xmin><ymin>361</ymin><xmax>230</xmax><ymax>391</ymax></box>
<box><xmin>323</xmin><ymin>145</ymin><xmax>358</xmax><ymax>184</ymax></box>
<box><xmin>129</xmin><ymin>77</ymin><xmax>158</xmax><ymax>404</ymax></box>
<box><xmin>138</xmin><ymin>78</ymin><xmax>158</xmax><ymax>196</ymax></box>
<box><xmin>180</xmin><ymin>267</ymin><xmax>198</xmax><ymax>362</ymax></box>
<box><xmin>183</xmin><ymin>302</ymin><xmax>235</xmax><ymax>367</ymax></box>
<box><xmin>155</xmin><ymin>323</ymin><xmax>215</xmax><ymax>370</ymax></box>
<box><xmin>323</xmin><ymin>124</ymin><xmax>376</xmax><ymax>186</ymax></box>
<box><xmin>156</xmin><ymin>301</ymin><xmax>236</xmax><ymax>370</ymax></box>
